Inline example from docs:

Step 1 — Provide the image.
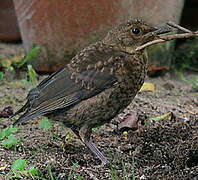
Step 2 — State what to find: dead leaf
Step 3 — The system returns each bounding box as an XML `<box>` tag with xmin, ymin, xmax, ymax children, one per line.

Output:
<box><xmin>118</xmin><ymin>111</ymin><xmax>139</xmax><ymax>132</ymax></box>
<box><xmin>140</xmin><ymin>82</ymin><xmax>155</xmax><ymax>92</ymax></box>
<box><xmin>163</xmin><ymin>82</ymin><xmax>175</xmax><ymax>90</ymax></box>
<box><xmin>0</xmin><ymin>56</ymin><xmax>23</xmax><ymax>68</ymax></box>
<box><xmin>0</xmin><ymin>106</ymin><xmax>13</xmax><ymax>118</ymax></box>
<box><xmin>148</xmin><ymin>64</ymin><xmax>169</xmax><ymax>77</ymax></box>
<box><xmin>150</xmin><ymin>112</ymin><xmax>173</xmax><ymax>122</ymax></box>
<box><xmin>9</xmin><ymin>56</ymin><xmax>23</xmax><ymax>63</ymax></box>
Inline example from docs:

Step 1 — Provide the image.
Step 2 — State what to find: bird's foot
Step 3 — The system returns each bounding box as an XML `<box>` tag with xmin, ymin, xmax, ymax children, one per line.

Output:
<box><xmin>85</xmin><ymin>141</ymin><xmax>109</xmax><ymax>166</ymax></box>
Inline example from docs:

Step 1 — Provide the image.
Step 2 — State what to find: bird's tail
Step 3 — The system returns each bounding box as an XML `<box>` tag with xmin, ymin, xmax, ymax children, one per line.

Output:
<box><xmin>11</xmin><ymin>101</ymin><xmax>48</xmax><ymax>126</ymax></box>
<box><xmin>12</xmin><ymin>110</ymin><xmax>43</xmax><ymax>126</ymax></box>
<box><xmin>9</xmin><ymin>102</ymin><xmax>29</xmax><ymax>126</ymax></box>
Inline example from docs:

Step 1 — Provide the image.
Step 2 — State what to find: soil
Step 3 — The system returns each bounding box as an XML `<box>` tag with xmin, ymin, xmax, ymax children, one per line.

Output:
<box><xmin>0</xmin><ymin>43</ymin><xmax>198</xmax><ymax>180</ymax></box>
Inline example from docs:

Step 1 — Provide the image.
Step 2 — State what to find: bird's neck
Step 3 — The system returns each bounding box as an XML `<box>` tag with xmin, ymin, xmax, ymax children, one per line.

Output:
<box><xmin>116</xmin><ymin>52</ymin><xmax>148</xmax><ymax>96</ymax></box>
<box><xmin>99</xmin><ymin>41</ymin><xmax>148</xmax><ymax>90</ymax></box>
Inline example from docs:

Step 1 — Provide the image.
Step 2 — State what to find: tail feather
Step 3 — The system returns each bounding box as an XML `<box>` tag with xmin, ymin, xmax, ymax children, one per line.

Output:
<box><xmin>10</xmin><ymin>101</ymin><xmax>41</xmax><ymax>126</ymax></box>
<box><xmin>9</xmin><ymin>102</ymin><xmax>28</xmax><ymax>119</ymax></box>
<box><xmin>13</xmin><ymin>111</ymin><xmax>44</xmax><ymax>126</ymax></box>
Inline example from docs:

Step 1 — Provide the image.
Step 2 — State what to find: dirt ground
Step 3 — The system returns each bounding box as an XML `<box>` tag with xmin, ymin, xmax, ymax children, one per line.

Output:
<box><xmin>0</xmin><ymin>43</ymin><xmax>197</xmax><ymax>180</ymax></box>
<box><xmin>0</xmin><ymin>72</ymin><xmax>197</xmax><ymax>180</ymax></box>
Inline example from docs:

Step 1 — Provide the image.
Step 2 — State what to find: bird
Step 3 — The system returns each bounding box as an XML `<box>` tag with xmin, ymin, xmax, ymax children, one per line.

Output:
<box><xmin>11</xmin><ymin>19</ymin><xmax>170</xmax><ymax>165</ymax></box>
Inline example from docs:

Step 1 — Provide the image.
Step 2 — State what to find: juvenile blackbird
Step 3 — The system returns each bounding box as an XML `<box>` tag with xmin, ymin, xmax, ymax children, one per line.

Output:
<box><xmin>11</xmin><ymin>19</ymin><xmax>170</xmax><ymax>164</ymax></box>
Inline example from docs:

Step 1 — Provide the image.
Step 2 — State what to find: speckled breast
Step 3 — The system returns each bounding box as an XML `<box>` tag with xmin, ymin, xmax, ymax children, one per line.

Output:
<box><xmin>48</xmin><ymin>53</ymin><xmax>148</xmax><ymax>129</ymax></box>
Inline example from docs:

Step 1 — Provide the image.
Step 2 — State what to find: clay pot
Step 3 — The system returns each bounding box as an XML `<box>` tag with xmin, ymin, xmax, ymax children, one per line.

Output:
<box><xmin>13</xmin><ymin>0</ymin><xmax>185</xmax><ymax>72</ymax></box>
<box><xmin>0</xmin><ymin>0</ymin><xmax>21</xmax><ymax>42</ymax></box>
<box><xmin>13</xmin><ymin>0</ymin><xmax>124</xmax><ymax>72</ymax></box>
<box><xmin>128</xmin><ymin>0</ymin><xmax>185</xmax><ymax>25</ymax></box>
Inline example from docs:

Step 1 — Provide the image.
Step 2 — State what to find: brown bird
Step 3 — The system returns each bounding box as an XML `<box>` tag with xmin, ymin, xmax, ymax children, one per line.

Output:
<box><xmin>11</xmin><ymin>19</ymin><xmax>170</xmax><ymax>165</ymax></box>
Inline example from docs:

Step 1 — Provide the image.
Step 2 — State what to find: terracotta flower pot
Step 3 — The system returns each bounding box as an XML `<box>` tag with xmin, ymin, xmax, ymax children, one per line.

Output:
<box><xmin>13</xmin><ymin>0</ymin><xmax>185</xmax><ymax>72</ymax></box>
<box><xmin>0</xmin><ymin>0</ymin><xmax>21</xmax><ymax>42</ymax></box>
<box><xmin>13</xmin><ymin>0</ymin><xmax>124</xmax><ymax>72</ymax></box>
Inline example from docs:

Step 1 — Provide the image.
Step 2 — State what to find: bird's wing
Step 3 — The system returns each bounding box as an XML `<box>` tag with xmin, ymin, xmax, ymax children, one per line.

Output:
<box><xmin>13</xmin><ymin>47</ymin><xmax>120</xmax><ymax>125</ymax></box>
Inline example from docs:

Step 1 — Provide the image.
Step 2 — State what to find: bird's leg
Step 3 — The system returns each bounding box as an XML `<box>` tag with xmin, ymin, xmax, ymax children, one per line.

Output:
<box><xmin>71</xmin><ymin>126</ymin><xmax>81</xmax><ymax>140</ymax></box>
<box><xmin>72</xmin><ymin>125</ymin><xmax>109</xmax><ymax>165</ymax></box>
<box><xmin>84</xmin><ymin>140</ymin><xmax>109</xmax><ymax>165</ymax></box>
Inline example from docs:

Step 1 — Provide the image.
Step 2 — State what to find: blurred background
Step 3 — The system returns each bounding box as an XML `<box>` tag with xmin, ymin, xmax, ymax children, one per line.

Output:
<box><xmin>0</xmin><ymin>0</ymin><xmax>197</xmax><ymax>76</ymax></box>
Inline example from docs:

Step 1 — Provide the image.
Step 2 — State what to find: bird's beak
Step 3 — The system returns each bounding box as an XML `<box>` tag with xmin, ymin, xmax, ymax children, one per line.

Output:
<box><xmin>152</xmin><ymin>25</ymin><xmax>172</xmax><ymax>35</ymax></box>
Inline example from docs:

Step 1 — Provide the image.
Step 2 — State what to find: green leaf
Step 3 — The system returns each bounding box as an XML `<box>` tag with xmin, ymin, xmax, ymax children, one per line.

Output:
<box><xmin>0</xmin><ymin>71</ymin><xmax>4</xmax><ymax>81</ymax></box>
<box><xmin>1</xmin><ymin>134</ymin><xmax>18</xmax><ymax>148</ymax></box>
<box><xmin>110</xmin><ymin>166</ymin><xmax>119</xmax><ymax>180</ymax></box>
<box><xmin>92</xmin><ymin>125</ymin><xmax>103</xmax><ymax>131</ymax></box>
<box><xmin>28</xmin><ymin>167</ymin><xmax>39</xmax><ymax>176</ymax></box>
<box><xmin>5</xmin><ymin>66</ymin><xmax>14</xmax><ymax>71</ymax></box>
<box><xmin>39</xmin><ymin>118</ymin><xmax>52</xmax><ymax>130</ymax></box>
<box><xmin>11</xmin><ymin>159</ymin><xmax>27</xmax><ymax>171</ymax></box>
<box><xmin>13</xmin><ymin>46</ymin><xmax>41</xmax><ymax>68</ymax></box>
<box><xmin>27</xmin><ymin>64</ymin><xmax>38</xmax><ymax>84</ymax></box>
<box><xmin>0</xmin><ymin>127</ymin><xmax>18</xmax><ymax>140</ymax></box>
<box><xmin>76</xmin><ymin>176</ymin><xmax>83</xmax><ymax>180</ymax></box>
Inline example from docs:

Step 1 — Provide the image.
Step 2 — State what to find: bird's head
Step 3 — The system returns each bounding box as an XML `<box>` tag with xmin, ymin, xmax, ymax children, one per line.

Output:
<box><xmin>103</xmin><ymin>19</ymin><xmax>170</xmax><ymax>53</ymax></box>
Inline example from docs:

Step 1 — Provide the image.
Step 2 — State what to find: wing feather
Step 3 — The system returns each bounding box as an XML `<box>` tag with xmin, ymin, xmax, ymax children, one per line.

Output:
<box><xmin>13</xmin><ymin>68</ymin><xmax>117</xmax><ymax>125</ymax></box>
<box><xmin>13</xmin><ymin>43</ymin><xmax>121</xmax><ymax>125</ymax></box>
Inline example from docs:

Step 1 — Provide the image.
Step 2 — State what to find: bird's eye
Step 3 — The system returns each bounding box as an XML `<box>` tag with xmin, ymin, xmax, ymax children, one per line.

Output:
<box><xmin>131</xmin><ymin>28</ymin><xmax>141</xmax><ymax>35</ymax></box>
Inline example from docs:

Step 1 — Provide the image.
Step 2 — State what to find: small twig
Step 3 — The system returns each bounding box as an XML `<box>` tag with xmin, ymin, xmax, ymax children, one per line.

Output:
<box><xmin>135</xmin><ymin>22</ymin><xmax>198</xmax><ymax>51</ymax></box>
<box><xmin>135</xmin><ymin>39</ymin><xmax>165</xmax><ymax>51</ymax></box>
<box><xmin>167</xmin><ymin>21</ymin><xmax>192</xmax><ymax>33</ymax></box>
<box><xmin>136</xmin><ymin>31</ymin><xmax>198</xmax><ymax>51</ymax></box>
<box><xmin>158</xmin><ymin>32</ymin><xmax>198</xmax><ymax>40</ymax></box>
